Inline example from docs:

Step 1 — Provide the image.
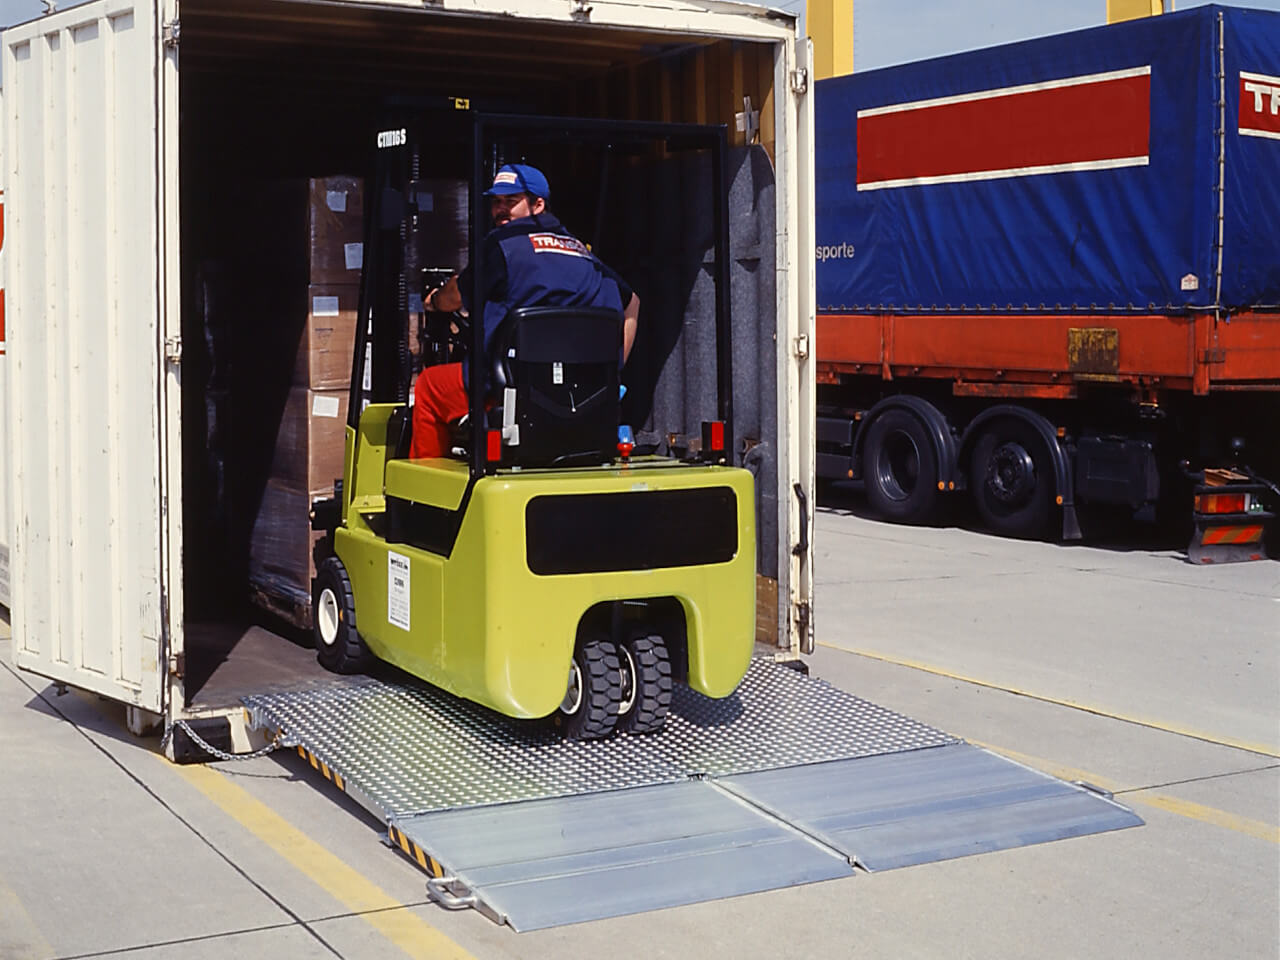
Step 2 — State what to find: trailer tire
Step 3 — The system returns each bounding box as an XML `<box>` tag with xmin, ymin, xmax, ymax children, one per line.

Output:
<box><xmin>313</xmin><ymin>557</ymin><xmax>372</xmax><ymax>674</ymax></box>
<box><xmin>617</xmin><ymin>635</ymin><xmax>673</xmax><ymax>735</ymax></box>
<box><xmin>863</xmin><ymin>409</ymin><xmax>942</xmax><ymax>524</ymax></box>
<box><xmin>556</xmin><ymin>637</ymin><xmax>622</xmax><ymax>740</ymax></box>
<box><xmin>969</xmin><ymin>418</ymin><xmax>1055</xmax><ymax>539</ymax></box>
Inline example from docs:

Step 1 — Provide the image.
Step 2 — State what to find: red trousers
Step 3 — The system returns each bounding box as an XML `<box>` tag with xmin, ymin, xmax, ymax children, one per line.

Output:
<box><xmin>410</xmin><ymin>362</ymin><xmax>469</xmax><ymax>459</ymax></box>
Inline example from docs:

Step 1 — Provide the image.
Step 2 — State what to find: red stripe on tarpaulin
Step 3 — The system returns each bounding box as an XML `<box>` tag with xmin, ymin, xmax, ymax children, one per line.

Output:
<box><xmin>857</xmin><ymin>71</ymin><xmax>1151</xmax><ymax>188</ymax></box>
<box><xmin>1239</xmin><ymin>72</ymin><xmax>1280</xmax><ymax>138</ymax></box>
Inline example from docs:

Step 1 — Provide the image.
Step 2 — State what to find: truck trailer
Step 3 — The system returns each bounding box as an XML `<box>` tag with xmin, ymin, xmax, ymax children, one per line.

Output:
<box><xmin>814</xmin><ymin>4</ymin><xmax>1279</xmax><ymax>554</ymax></box>
<box><xmin>2</xmin><ymin>0</ymin><xmax>1140</xmax><ymax>929</ymax></box>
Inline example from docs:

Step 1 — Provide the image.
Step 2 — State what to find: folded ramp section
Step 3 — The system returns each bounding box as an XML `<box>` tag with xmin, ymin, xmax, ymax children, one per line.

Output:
<box><xmin>392</xmin><ymin>781</ymin><xmax>852</xmax><ymax>932</ymax></box>
<box><xmin>719</xmin><ymin>743</ymin><xmax>1144</xmax><ymax>872</ymax></box>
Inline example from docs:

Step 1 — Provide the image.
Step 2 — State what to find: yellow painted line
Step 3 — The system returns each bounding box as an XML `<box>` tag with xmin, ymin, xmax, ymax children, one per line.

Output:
<box><xmin>821</xmin><ymin>642</ymin><xmax>1280</xmax><ymax>759</ymax></box>
<box><xmin>0</xmin><ymin>873</ymin><xmax>55</xmax><ymax>960</ymax></box>
<box><xmin>974</xmin><ymin>740</ymin><xmax>1280</xmax><ymax>845</ymax></box>
<box><xmin>167</xmin><ymin>759</ymin><xmax>478</xmax><ymax>960</ymax></box>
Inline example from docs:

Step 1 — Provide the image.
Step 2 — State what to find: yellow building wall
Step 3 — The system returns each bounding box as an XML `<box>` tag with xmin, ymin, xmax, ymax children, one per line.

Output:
<box><xmin>1107</xmin><ymin>0</ymin><xmax>1165</xmax><ymax>24</ymax></box>
<box><xmin>807</xmin><ymin>0</ymin><xmax>854</xmax><ymax>81</ymax></box>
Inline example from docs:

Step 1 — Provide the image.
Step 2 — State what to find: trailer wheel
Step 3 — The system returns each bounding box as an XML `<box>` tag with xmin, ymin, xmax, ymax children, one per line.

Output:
<box><xmin>863</xmin><ymin>410</ymin><xmax>941</xmax><ymax>524</ymax></box>
<box><xmin>969</xmin><ymin>419</ymin><xmax>1055</xmax><ymax>539</ymax></box>
<box><xmin>313</xmin><ymin>557</ymin><xmax>371</xmax><ymax>674</ymax></box>
<box><xmin>556</xmin><ymin>637</ymin><xmax>622</xmax><ymax>740</ymax></box>
<box><xmin>617</xmin><ymin>635</ymin><xmax>673</xmax><ymax>735</ymax></box>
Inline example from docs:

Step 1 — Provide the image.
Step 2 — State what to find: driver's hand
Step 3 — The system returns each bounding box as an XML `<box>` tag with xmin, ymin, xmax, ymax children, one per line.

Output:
<box><xmin>425</xmin><ymin>287</ymin><xmax>442</xmax><ymax>312</ymax></box>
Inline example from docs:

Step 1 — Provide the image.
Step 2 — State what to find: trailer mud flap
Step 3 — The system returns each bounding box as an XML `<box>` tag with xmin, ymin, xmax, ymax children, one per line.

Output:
<box><xmin>244</xmin><ymin>661</ymin><xmax>1142</xmax><ymax>930</ymax></box>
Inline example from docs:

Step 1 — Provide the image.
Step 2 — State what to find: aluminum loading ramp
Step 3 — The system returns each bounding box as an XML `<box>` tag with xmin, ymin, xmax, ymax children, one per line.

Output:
<box><xmin>244</xmin><ymin>661</ymin><xmax>1141</xmax><ymax>931</ymax></box>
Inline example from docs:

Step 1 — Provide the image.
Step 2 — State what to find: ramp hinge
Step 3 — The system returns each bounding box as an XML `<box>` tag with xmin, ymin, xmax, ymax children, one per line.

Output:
<box><xmin>790</xmin><ymin>68</ymin><xmax>809</xmax><ymax>94</ymax></box>
<box><xmin>164</xmin><ymin>336</ymin><xmax>183</xmax><ymax>363</ymax></box>
<box><xmin>163</xmin><ymin>19</ymin><xmax>180</xmax><ymax>48</ymax></box>
<box><xmin>793</xmin><ymin>334</ymin><xmax>810</xmax><ymax>359</ymax></box>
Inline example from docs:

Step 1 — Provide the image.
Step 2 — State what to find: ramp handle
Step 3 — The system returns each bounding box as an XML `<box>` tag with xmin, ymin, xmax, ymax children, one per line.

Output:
<box><xmin>426</xmin><ymin>875</ymin><xmax>478</xmax><ymax>910</ymax></box>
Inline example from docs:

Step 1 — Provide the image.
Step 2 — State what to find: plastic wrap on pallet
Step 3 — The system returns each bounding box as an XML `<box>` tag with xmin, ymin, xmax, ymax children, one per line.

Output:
<box><xmin>248</xmin><ymin>480</ymin><xmax>326</xmax><ymax>611</ymax></box>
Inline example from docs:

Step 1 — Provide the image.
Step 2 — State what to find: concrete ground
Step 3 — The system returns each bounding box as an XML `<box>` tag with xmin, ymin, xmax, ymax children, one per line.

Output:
<box><xmin>1</xmin><ymin>500</ymin><xmax>1276</xmax><ymax>960</ymax></box>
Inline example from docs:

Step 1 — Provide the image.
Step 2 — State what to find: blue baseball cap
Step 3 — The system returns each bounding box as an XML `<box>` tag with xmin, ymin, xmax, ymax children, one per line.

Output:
<box><xmin>484</xmin><ymin>163</ymin><xmax>550</xmax><ymax>200</ymax></box>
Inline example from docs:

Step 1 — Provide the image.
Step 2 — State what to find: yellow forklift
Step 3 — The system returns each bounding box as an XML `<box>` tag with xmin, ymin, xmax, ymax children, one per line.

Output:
<box><xmin>310</xmin><ymin>114</ymin><xmax>755</xmax><ymax>738</ymax></box>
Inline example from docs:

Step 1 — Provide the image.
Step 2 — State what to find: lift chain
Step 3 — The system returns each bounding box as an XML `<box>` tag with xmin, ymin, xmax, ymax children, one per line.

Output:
<box><xmin>159</xmin><ymin>719</ymin><xmax>290</xmax><ymax>762</ymax></box>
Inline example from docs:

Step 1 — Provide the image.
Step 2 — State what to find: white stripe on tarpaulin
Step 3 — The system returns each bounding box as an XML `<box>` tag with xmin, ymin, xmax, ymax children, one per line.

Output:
<box><xmin>858</xmin><ymin>155</ymin><xmax>1150</xmax><ymax>192</ymax></box>
<box><xmin>856</xmin><ymin>65</ymin><xmax>1151</xmax><ymax>118</ymax></box>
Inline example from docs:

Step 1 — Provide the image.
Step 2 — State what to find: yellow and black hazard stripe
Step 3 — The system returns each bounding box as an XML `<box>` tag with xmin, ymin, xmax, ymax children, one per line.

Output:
<box><xmin>293</xmin><ymin>743</ymin><xmax>348</xmax><ymax>793</ymax></box>
<box><xmin>388</xmin><ymin>824</ymin><xmax>447</xmax><ymax>878</ymax></box>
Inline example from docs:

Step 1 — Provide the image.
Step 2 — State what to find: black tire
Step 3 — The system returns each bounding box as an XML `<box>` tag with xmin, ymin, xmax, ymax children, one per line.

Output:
<box><xmin>968</xmin><ymin>418</ymin><xmax>1056</xmax><ymax>539</ymax></box>
<box><xmin>863</xmin><ymin>409</ymin><xmax>942</xmax><ymax>524</ymax></box>
<box><xmin>555</xmin><ymin>637</ymin><xmax>622</xmax><ymax>740</ymax></box>
<box><xmin>617</xmin><ymin>635</ymin><xmax>673</xmax><ymax>735</ymax></box>
<box><xmin>313</xmin><ymin>557</ymin><xmax>372</xmax><ymax>674</ymax></box>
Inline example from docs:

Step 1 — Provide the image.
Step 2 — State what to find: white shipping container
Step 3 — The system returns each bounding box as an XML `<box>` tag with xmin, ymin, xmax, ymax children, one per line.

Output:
<box><xmin>2</xmin><ymin>0</ymin><xmax>815</xmax><ymax>748</ymax></box>
<box><xmin>0</xmin><ymin>178</ymin><xmax>8</xmax><ymax>610</ymax></box>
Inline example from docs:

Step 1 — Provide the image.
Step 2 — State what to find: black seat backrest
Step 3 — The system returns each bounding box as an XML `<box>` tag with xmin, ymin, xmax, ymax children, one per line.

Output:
<box><xmin>491</xmin><ymin>305</ymin><xmax>623</xmax><ymax>467</ymax></box>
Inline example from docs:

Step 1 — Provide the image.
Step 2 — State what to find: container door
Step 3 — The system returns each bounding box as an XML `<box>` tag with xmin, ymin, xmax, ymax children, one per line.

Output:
<box><xmin>0</xmin><ymin>173</ymin><xmax>9</xmax><ymax>610</ymax></box>
<box><xmin>3</xmin><ymin>0</ymin><xmax>171</xmax><ymax>711</ymax></box>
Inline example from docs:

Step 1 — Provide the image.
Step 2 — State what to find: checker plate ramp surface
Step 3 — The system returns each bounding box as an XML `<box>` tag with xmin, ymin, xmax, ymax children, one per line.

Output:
<box><xmin>244</xmin><ymin>660</ymin><xmax>1142</xmax><ymax>929</ymax></box>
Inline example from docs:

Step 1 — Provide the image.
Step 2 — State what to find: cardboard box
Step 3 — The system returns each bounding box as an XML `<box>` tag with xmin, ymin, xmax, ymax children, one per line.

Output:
<box><xmin>268</xmin><ymin>387</ymin><xmax>349</xmax><ymax>496</ymax></box>
<box><xmin>246</xmin><ymin>176</ymin><xmax>365</xmax><ymax>287</ymax></box>
<box><xmin>295</xmin><ymin>284</ymin><xmax>358</xmax><ymax>388</ymax></box>
<box><xmin>305</xmin><ymin>176</ymin><xmax>365</xmax><ymax>285</ymax></box>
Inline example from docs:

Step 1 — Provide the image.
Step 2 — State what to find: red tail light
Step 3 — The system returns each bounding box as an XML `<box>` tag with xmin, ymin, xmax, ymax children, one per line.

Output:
<box><xmin>486</xmin><ymin>430</ymin><xmax>502</xmax><ymax>462</ymax></box>
<box><xmin>1194</xmin><ymin>492</ymin><xmax>1247</xmax><ymax>514</ymax></box>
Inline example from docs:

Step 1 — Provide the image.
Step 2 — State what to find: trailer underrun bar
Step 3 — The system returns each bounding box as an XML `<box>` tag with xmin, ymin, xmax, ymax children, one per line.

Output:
<box><xmin>244</xmin><ymin>661</ymin><xmax>1142</xmax><ymax>931</ymax></box>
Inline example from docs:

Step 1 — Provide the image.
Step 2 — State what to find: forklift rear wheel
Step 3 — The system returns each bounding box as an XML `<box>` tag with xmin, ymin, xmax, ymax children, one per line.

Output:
<box><xmin>313</xmin><ymin>557</ymin><xmax>371</xmax><ymax>674</ymax></box>
<box><xmin>556</xmin><ymin>637</ymin><xmax>622</xmax><ymax>740</ymax></box>
<box><xmin>617</xmin><ymin>635</ymin><xmax>673</xmax><ymax>734</ymax></box>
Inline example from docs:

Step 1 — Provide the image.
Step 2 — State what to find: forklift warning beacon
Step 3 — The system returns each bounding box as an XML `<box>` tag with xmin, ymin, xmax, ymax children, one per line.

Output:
<box><xmin>309</xmin><ymin>115</ymin><xmax>756</xmax><ymax>738</ymax></box>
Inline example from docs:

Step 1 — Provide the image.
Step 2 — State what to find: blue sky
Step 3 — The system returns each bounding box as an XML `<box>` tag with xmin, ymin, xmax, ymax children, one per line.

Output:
<box><xmin>1</xmin><ymin>0</ymin><xmax>1278</xmax><ymax>72</ymax></box>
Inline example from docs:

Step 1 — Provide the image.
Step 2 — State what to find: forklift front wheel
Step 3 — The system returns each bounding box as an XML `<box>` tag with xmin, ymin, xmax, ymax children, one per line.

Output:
<box><xmin>555</xmin><ymin>637</ymin><xmax>622</xmax><ymax>740</ymax></box>
<box><xmin>313</xmin><ymin>557</ymin><xmax>371</xmax><ymax>674</ymax></box>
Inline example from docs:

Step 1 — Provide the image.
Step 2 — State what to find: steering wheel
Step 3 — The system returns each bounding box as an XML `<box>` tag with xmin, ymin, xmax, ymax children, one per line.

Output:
<box><xmin>421</xmin><ymin>308</ymin><xmax>472</xmax><ymax>363</ymax></box>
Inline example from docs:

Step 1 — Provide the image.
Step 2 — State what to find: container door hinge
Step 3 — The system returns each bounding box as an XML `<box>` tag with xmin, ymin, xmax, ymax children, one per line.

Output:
<box><xmin>1202</xmin><ymin>347</ymin><xmax>1226</xmax><ymax>364</ymax></box>
<box><xmin>793</xmin><ymin>334</ymin><xmax>810</xmax><ymax>358</ymax></box>
<box><xmin>790</xmin><ymin>68</ymin><xmax>809</xmax><ymax>95</ymax></box>
<box><xmin>168</xmin><ymin>652</ymin><xmax>185</xmax><ymax>679</ymax></box>
<box><xmin>163</xmin><ymin>19</ymin><xmax>180</xmax><ymax>48</ymax></box>
<box><xmin>794</xmin><ymin>600</ymin><xmax>813</xmax><ymax>655</ymax></box>
<box><xmin>164</xmin><ymin>336</ymin><xmax>183</xmax><ymax>363</ymax></box>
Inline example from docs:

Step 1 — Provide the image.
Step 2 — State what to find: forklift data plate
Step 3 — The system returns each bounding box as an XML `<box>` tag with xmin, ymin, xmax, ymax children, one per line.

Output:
<box><xmin>244</xmin><ymin>660</ymin><xmax>1142</xmax><ymax>930</ymax></box>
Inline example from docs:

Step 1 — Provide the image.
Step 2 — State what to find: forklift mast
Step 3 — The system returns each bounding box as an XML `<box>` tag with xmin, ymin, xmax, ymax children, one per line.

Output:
<box><xmin>351</xmin><ymin>112</ymin><xmax>736</xmax><ymax>482</ymax></box>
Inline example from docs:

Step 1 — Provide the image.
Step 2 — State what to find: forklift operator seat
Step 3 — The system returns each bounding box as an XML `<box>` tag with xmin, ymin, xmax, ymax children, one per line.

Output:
<box><xmin>490</xmin><ymin>304</ymin><xmax>624</xmax><ymax>468</ymax></box>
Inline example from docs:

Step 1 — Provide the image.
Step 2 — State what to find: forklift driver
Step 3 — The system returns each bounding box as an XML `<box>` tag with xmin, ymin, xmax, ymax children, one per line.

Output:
<box><xmin>410</xmin><ymin>163</ymin><xmax>641</xmax><ymax>459</ymax></box>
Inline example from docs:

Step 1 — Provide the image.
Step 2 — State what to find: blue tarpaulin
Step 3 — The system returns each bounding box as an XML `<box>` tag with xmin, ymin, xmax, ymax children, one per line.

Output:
<box><xmin>815</xmin><ymin>5</ymin><xmax>1280</xmax><ymax>314</ymax></box>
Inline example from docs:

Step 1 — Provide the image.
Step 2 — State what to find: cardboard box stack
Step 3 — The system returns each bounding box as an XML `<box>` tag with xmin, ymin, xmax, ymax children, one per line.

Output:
<box><xmin>247</xmin><ymin>177</ymin><xmax>363</xmax><ymax>625</ymax></box>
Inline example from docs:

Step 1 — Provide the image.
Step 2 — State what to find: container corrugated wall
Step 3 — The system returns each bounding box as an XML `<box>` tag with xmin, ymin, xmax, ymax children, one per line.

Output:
<box><xmin>1</xmin><ymin>181</ymin><xmax>9</xmax><ymax>609</ymax></box>
<box><xmin>3</xmin><ymin>0</ymin><xmax>165</xmax><ymax>709</ymax></box>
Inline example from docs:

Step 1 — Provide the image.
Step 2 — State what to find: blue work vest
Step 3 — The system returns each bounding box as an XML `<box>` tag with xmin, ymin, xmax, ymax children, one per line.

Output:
<box><xmin>479</xmin><ymin>215</ymin><xmax>624</xmax><ymax>352</ymax></box>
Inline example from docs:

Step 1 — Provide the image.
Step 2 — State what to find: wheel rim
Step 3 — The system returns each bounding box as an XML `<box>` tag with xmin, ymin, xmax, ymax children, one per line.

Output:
<box><xmin>986</xmin><ymin>441</ymin><xmax>1036</xmax><ymax>506</ymax></box>
<box><xmin>877</xmin><ymin>431</ymin><xmax>921</xmax><ymax>502</ymax></box>
<box><xmin>559</xmin><ymin>659</ymin><xmax>583</xmax><ymax>716</ymax></box>
<box><xmin>316</xmin><ymin>587</ymin><xmax>340</xmax><ymax>648</ymax></box>
<box><xmin>618</xmin><ymin>645</ymin><xmax>637</xmax><ymax>715</ymax></box>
